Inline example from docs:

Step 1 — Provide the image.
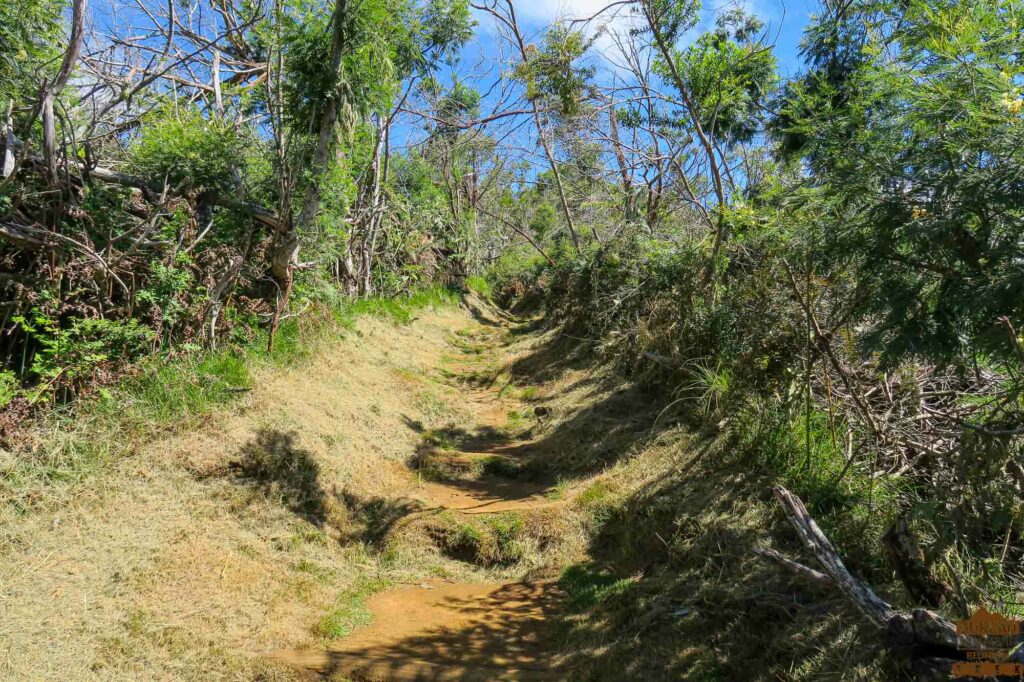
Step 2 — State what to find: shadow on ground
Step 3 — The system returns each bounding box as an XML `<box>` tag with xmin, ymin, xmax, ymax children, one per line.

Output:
<box><xmin>548</xmin><ymin>437</ymin><xmax>894</xmax><ymax>680</ymax></box>
<box><xmin>418</xmin><ymin>316</ymin><xmax>894</xmax><ymax>679</ymax></box>
<box><xmin>230</xmin><ymin>428</ymin><xmax>330</xmax><ymax>526</ymax></box>
<box><xmin>275</xmin><ymin>581</ymin><xmax>567</xmax><ymax>681</ymax></box>
<box><xmin>227</xmin><ymin>427</ymin><xmax>423</xmax><ymax>546</ymax></box>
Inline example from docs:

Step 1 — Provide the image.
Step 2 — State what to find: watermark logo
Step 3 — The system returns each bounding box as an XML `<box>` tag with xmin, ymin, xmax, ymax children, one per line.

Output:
<box><xmin>951</xmin><ymin>608</ymin><xmax>1024</xmax><ymax>678</ymax></box>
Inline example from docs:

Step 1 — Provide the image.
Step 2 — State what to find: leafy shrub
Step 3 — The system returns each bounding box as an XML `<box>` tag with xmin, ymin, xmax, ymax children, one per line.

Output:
<box><xmin>130</xmin><ymin>107</ymin><xmax>246</xmax><ymax>195</ymax></box>
<box><xmin>14</xmin><ymin>312</ymin><xmax>155</xmax><ymax>399</ymax></box>
<box><xmin>136</xmin><ymin>259</ymin><xmax>196</xmax><ymax>335</ymax></box>
<box><xmin>0</xmin><ymin>370</ymin><xmax>19</xmax><ymax>409</ymax></box>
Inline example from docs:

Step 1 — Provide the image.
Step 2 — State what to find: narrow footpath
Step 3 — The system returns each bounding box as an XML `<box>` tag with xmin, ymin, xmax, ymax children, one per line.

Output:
<box><xmin>272</xmin><ymin>304</ymin><xmax>568</xmax><ymax>681</ymax></box>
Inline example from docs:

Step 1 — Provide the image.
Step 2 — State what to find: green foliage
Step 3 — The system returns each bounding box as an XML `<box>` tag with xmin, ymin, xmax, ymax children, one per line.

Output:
<box><xmin>780</xmin><ymin>0</ymin><xmax>1024</xmax><ymax>365</ymax></box>
<box><xmin>0</xmin><ymin>370</ymin><xmax>19</xmax><ymax>409</ymax></box>
<box><xmin>642</xmin><ymin>0</ymin><xmax>701</xmax><ymax>44</ymax></box>
<box><xmin>130</xmin><ymin>107</ymin><xmax>246</xmax><ymax>195</ymax></box>
<box><xmin>430</xmin><ymin>79</ymin><xmax>480</xmax><ymax>136</ymax></box>
<box><xmin>282</xmin><ymin>2</ymin><xmax>394</xmax><ymax>132</ymax></box>
<box><xmin>735</xmin><ymin>399</ymin><xmax>903</xmax><ymax>576</ymax></box>
<box><xmin>136</xmin><ymin>260</ymin><xmax>196</xmax><ymax>332</ymax></box>
<box><xmin>674</xmin><ymin>11</ymin><xmax>777</xmax><ymax>143</ymax></box>
<box><xmin>415</xmin><ymin>0</ymin><xmax>474</xmax><ymax>66</ymax></box>
<box><xmin>337</xmin><ymin>285</ymin><xmax>459</xmax><ymax>325</ymax></box>
<box><xmin>528</xmin><ymin>202</ymin><xmax>557</xmax><ymax>241</ymax></box>
<box><xmin>14</xmin><ymin>312</ymin><xmax>155</xmax><ymax>398</ymax></box>
<box><xmin>0</xmin><ymin>0</ymin><xmax>62</xmax><ymax>103</ymax></box>
<box><xmin>283</xmin><ymin>0</ymin><xmax>470</xmax><ymax>135</ymax></box>
<box><xmin>516</xmin><ymin>26</ymin><xmax>596</xmax><ymax>118</ymax></box>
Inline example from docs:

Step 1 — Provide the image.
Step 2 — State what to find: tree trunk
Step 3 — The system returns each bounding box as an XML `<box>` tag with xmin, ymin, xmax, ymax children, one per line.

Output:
<box><xmin>607</xmin><ymin>104</ymin><xmax>636</xmax><ymax>222</ymax></box>
<box><xmin>268</xmin><ymin>0</ymin><xmax>348</xmax><ymax>350</ymax></box>
<box><xmin>41</xmin><ymin>0</ymin><xmax>87</xmax><ymax>189</ymax></box>
<box><xmin>360</xmin><ymin>114</ymin><xmax>386</xmax><ymax>296</ymax></box>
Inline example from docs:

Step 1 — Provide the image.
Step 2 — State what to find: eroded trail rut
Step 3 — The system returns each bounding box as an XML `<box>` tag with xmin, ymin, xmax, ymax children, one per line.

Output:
<box><xmin>273</xmin><ymin>306</ymin><xmax>567</xmax><ymax>681</ymax></box>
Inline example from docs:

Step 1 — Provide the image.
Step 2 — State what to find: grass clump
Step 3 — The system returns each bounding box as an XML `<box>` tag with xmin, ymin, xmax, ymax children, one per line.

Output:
<box><xmin>314</xmin><ymin>575</ymin><xmax>392</xmax><ymax>639</ymax></box>
<box><xmin>421</xmin><ymin>428</ymin><xmax>458</xmax><ymax>451</ymax></box>
<box><xmin>575</xmin><ymin>480</ymin><xmax>618</xmax><ymax>524</ymax></box>
<box><xmin>481</xmin><ymin>455</ymin><xmax>523</xmax><ymax>478</ymax></box>
<box><xmin>340</xmin><ymin>286</ymin><xmax>459</xmax><ymax>326</ymax></box>
<box><xmin>464</xmin><ymin>275</ymin><xmax>493</xmax><ymax>298</ymax></box>
<box><xmin>116</xmin><ymin>349</ymin><xmax>252</xmax><ymax>425</ymax></box>
<box><xmin>428</xmin><ymin>512</ymin><xmax>527</xmax><ymax>567</ymax></box>
<box><xmin>559</xmin><ymin>564</ymin><xmax>635</xmax><ymax>611</ymax></box>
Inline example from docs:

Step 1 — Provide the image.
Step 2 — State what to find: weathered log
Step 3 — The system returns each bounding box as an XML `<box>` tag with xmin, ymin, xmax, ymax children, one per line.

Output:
<box><xmin>641</xmin><ymin>351</ymin><xmax>678</xmax><ymax>368</ymax></box>
<box><xmin>0</xmin><ymin>222</ymin><xmax>51</xmax><ymax>250</ymax></box>
<box><xmin>771</xmin><ymin>486</ymin><xmax>977</xmax><ymax>654</ymax></box>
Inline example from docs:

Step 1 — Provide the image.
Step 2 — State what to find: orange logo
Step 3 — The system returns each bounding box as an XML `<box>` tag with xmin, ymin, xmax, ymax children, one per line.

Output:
<box><xmin>951</xmin><ymin>608</ymin><xmax>1023</xmax><ymax>679</ymax></box>
<box><xmin>956</xmin><ymin>608</ymin><xmax>1022</xmax><ymax>637</ymax></box>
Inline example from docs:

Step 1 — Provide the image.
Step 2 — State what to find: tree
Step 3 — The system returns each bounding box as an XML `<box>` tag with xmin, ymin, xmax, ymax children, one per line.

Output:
<box><xmin>780</xmin><ymin>0</ymin><xmax>1024</xmax><ymax>365</ymax></box>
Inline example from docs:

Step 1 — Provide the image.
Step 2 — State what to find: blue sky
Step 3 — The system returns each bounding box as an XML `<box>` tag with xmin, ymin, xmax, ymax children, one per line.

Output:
<box><xmin>393</xmin><ymin>0</ymin><xmax>817</xmax><ymax>152</ymax></box>
<box><xmin>498</xmin><ymin>0</ymin><xmax>815</xmax><ymax>75</ymax></box>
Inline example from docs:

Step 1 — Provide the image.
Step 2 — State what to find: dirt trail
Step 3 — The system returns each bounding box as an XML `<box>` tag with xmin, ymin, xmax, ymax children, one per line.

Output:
<box><xmin>272</xmin><ymin>580</ymin><xmax>563</xmax><ymax>681</ymax></box>
<box><xmin>0</xmin><ymin>298</ymin><xmax>573</xmax><ymax>681</ymax></box>
<box><xmin>273</xmin><ymin>303</ymin><xmax>569</xmax><ymax>680</ymax></box>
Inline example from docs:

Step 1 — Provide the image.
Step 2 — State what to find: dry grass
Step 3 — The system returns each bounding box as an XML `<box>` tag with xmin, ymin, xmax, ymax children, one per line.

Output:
<box><xmin>1</xmin><ymin>293</ymin><xmax>899</xmax><ymax>681</ymax></box>
<box><xmin>0</xmin><ymin>304</ymin><xmax>485</xmax><ymax>680</ymax></box>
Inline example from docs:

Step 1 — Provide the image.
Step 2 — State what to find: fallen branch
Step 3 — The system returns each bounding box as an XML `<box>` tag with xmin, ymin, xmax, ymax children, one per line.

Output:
<box><xmin>88</xmin><ymin>165</ymin><xmax>280</xmax><ymax>228</ymax></box>
<box><xmin>771</xmin><ymin>486</ymin><xmax>977</xmax><ymax>654</ymax></box>
<box><xmin>0</xmin><ymin>222</ymin><xmax>51</xmax><ymax>250</ymax></box>
<box><xmin>753</xmin><ymin>546</ymin><xmax>833</xmax><ymax>587</ymax></box>
<box><xmin>641</xmin><ymin>351</ymin><xmax>679</xmax><ymax>368</ymax></box>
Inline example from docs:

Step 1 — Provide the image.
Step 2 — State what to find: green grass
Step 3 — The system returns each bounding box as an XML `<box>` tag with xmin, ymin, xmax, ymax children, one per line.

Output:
<box><xmin>576</xmin><ymin>480</ymin><xmax>616</xmax><ymax>518</ymax></box>
<box><xmin>338</xmin><ymin>286</ymin><xmax>460</xmax><ymax>326</ymax></box>
<box><xmin>116</xmin><ymin>349</ymin><xmax>253</xmax><ymax>425</ymax></box>
<box><xmin>519</xmin><ymin>386</ymin><xmax>539</xmax><ymax>401</ymax></box>
<box><xmin>1</xmin><ymin>285</ymin><xmax>460</xmax><ymax>517</ymax></box>
<box><xmin>429</xmin><ymin>511</ymin><xmax>527</xmax><ymax>566</ymax></box>
<box><xmin>295</xmin><ymin>558</ymin><xmax>335</xmax><ymax>583</ymax></box>
<box><xmin>559</xmin><ymin>564</ymin><xmax>635</xmax><ymax>611</ymax></box>
<box><xmin>734</xmin><ymin>399</ymin><xmax>906</xmax><ymax>578</ymax></box>
<box><xmin>464</xmin><ymin>275</ymin><xmax>493</xmax><ymax>298</ymax></box>
<box><xmin>314</xmin><ymin>575</ymin><xmax>391</xmax><ymax>639</ymax></box>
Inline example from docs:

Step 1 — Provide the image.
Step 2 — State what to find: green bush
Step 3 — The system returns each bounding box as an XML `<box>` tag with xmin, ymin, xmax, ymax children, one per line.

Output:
<box><xmin>14</xmin><ymin>312</ymin><xmax>155</xmax><ymax>399</ymax></box>
<box><xmin>130</xmin><ymin>107</ymin><xmax>246</xmax><ymax>195</ymax></box>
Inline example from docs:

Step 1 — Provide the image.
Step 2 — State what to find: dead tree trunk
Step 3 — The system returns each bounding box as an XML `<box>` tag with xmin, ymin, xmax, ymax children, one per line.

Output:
<box><xmin>359</xmin><ymin>113</ymin><xmax>386</xmax><ymax>296</ymax></box>
<box><xmin>41</xmin><ymin>0</ymin><xmax>87</xmax><ymax>189</ymax></box>
<box><xmin>767</xmin><ymin>486</ymin><xmax>980</xmax><ymax>677</ymax></box>
<box><xmin>607</xmin><ymin>104</ymin><xmax>636</xmax><ymax>222</ymax></box>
